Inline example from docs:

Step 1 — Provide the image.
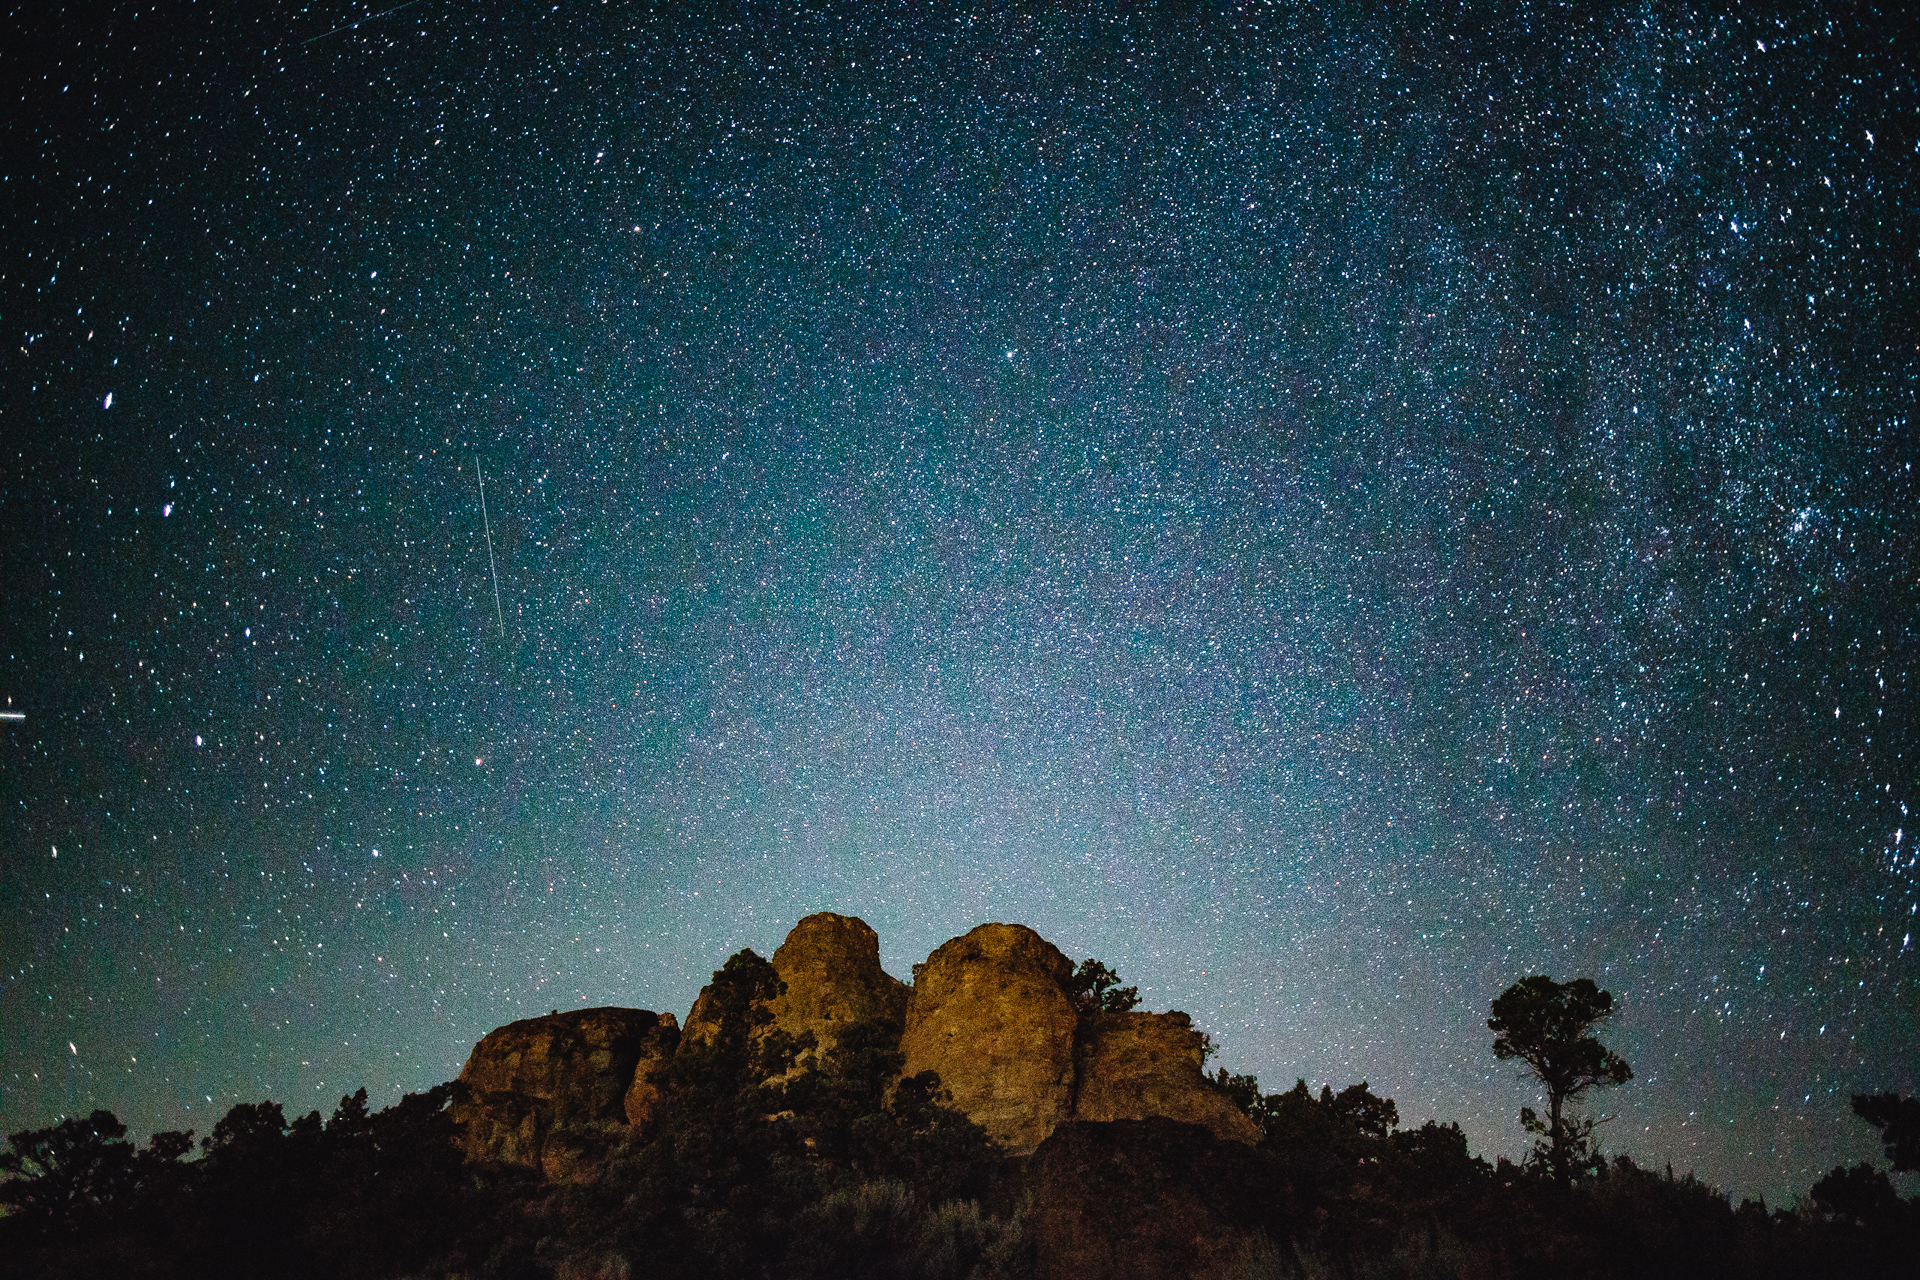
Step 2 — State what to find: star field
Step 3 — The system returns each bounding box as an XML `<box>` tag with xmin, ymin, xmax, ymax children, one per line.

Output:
<box><xmin>2</xmin><ymin>1</ymin><xmax>1914</xmax><ymax>1204</ymax></box>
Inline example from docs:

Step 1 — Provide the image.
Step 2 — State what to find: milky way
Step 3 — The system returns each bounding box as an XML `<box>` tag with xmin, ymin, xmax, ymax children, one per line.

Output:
<box><xmin>2</xmin><ymin>1</ymin><xmax>1913</xmax><ymax>1203</ymax></box>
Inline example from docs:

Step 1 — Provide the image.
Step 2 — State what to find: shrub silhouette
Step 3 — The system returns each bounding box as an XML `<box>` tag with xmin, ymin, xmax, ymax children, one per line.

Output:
<box><xmin>1065</xmin><ymin>957</ymin><xmax>1141</xmax><ymax>1016</ymax></box>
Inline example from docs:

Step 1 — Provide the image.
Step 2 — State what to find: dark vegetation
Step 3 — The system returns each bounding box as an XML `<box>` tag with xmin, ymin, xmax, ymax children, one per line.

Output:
<box><xmin>1</xmin><ymin>961</ymin><xmax>1914</xmax><ymax>1279</ymax></box>
<box><xmin>0</xmin><ymin>1083</ymin><xmax>503</xmax><ymax>1279</ymax></box>
<box><xmin>1063</xmin><ymin>957</ymin><xmax>1141</xmax><ymax>1016</ymax></box>
<box><xmin>1488</xmin><ymin>975</ymin><xmax>1633</xmax><ymax>1182</ymax></box>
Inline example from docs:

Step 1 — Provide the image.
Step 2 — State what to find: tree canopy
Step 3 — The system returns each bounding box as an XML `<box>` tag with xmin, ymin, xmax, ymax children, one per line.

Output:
<box><xmin>1065</xmin><ymin>958</ymin><xmax>1141</xmax><ymax>1016</ymax></box>
<box><xmin>1852</xmin><ymin>1093</ymin><xmax>1920</xmax><ymax>1173</ymax></box>
<box><xmin>1489</xmin><ymin>975</ymin><xmax>1632</xmax><ymax>1180</ymax></box>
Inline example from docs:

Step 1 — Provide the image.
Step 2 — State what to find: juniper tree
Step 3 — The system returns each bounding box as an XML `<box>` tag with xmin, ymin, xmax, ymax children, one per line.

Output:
<box><xmin>1488</xmin><ymin>975</ymin><xmax>1631</xmax><ymax>1181</ymax></box>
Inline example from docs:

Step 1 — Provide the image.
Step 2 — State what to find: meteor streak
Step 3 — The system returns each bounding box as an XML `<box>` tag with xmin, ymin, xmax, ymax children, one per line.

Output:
<box><xmin>476</xmin><ymin>457</ymin><xmax>505</xmax><ymax>641</ymax></box>
<box><xmin>302</xmin><ymin>0</ymin><xmax>427</xmax><ymax>47</ymax></box>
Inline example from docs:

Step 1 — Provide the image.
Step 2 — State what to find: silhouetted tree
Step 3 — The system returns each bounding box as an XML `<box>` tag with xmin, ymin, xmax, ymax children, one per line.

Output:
<box><xmin>1223</xmin><ymin>1076</ymin><xmax>1401</xmax><ymax>1150</ymax></box>
<box><xmin>1210</xmin><ymin>1067</ymin><xmax>1262</xmax><ymax>1115</ymax></box>
<box><xmin>1325</xmin><ymin>1081</ymin><xmax>1400</xmax><ymax>1139</ymax></box>
<box><xmin>1391</xmin><ymin>1120</ymin><xmax>1490</xmax><ymax>1189</ymax></box>
<box><xmin>0</xmin><ymin>1109</ymin><xmax>194</xmax><ymax>1238</ymax></box>
<box><xmin>202</xmin><ymin>1098</ymin><xmax>289</xmax><ymax>1161</ymax></box>
<box><xmin>1489</xmin><ymin>975</ymin><xmax>1632</xmax><ymax>1181</ymax></box>
<box><xmin>0</xmin><ymin>1111</ymin><xmax>138</xmax><ymax>1222</ymax></box>
<box><xmin>1809</xmin><ymin>1161</ymin><xmax>1902</xmax><ymax>1226</ymax></box>
<box><xmin>1065</xmin><ymin>958</ymin><xmax>1140</xmax><ymax>1015</ymax></box>
<box><xmin>1852</xmin><ymin>1093</ymin><xmax>1920</xmax><ymax>1172</ymax></box>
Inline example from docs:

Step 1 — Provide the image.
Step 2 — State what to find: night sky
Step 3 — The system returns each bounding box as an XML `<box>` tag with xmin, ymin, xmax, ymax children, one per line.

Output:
<box><xmin>3</xmin><ymin>1</ymin><xmax>1914</xmax><ymax>1206</ymax></box>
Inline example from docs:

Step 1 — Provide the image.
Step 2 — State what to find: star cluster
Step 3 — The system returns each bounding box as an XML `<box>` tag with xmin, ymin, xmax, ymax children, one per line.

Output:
<box><xmin>1</xmin><ymin>1</ymin><xmax>1913</xmax><ymax>1203</ymax></box>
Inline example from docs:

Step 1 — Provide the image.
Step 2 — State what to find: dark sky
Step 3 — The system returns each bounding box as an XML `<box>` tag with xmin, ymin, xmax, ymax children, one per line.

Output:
<box><xmin>2</xmin><ymin>0</ymin><xmax>1914</xmax><ymax>1204</ymax></box>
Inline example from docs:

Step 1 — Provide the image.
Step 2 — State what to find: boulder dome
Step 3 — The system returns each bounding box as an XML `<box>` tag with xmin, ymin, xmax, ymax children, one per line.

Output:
<box><xmin>900</xmin><ymin>922</ymin><xmax>1080</xmax><ymax>1155</ymax></box>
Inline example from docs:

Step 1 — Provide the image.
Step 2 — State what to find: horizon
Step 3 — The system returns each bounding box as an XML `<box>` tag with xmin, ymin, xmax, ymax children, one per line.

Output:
<box><xmin>7</xmin><ymin>907</ymin><xmax>1911</xmax><ymax>1207</ymax></box>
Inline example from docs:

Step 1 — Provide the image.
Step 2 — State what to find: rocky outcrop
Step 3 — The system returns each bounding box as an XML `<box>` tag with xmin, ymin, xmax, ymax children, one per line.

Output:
<box><xmin>1073</xmin><ymin>1011</ymin><xmax>1262</xmax><ymax>1144</ymax></box>
<box><xmin>621</xmin><ymin>1015</ymin><xmax>685</xmax><ymax>1138</ymax></box>
<box><xmin>454</xmin><ymin>1007</ymin><xmax>679</xmax><ymax>1180</ymax></box>
<box><xmin>1024</xmin><ymin>1119</ymin><xmax>1280</xmax><ymax>1280</ymax></box>
<box><xmin>678</xmin><ymin>984</ymin><xmax>728</xmax><ymax>1052</ymax></box>
<box><xmin>899</xmin><ymin>922</ymin><xmax>1079</xmax><ymax>1155</ymax></box>
<box><xmin>454</xmin><ymin>916</ymin><xmax>1259</xmax><ymax>1181</ymax></box>
<box><xmin>682</xmin><ymin>913</ymin><xmax>910</xmax><ymax>1071</ymax></box>
<box><xmin>767</xmin><ymin>912</ymin><xmax>911</xmax><ymax>1064</ymax></box>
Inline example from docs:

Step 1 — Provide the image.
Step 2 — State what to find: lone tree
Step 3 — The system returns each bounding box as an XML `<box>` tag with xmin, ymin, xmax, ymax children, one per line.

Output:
<box><xmin>1064</xmin><ymin>958</ymin><xmax>1140</xmax><ymax>1016</ymax></box>
<box><xmin>1488</xmin><ymin>975</ymin><xmax>1631</xmax><ymax>1180</ymax></box>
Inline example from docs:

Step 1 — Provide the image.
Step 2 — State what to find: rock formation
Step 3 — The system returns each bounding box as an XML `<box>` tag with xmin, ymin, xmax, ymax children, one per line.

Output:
<box><xmin>767</xmin><ymin>911</ymin><xmax>911</xmax><ymax>1064</ymax></box>
<box><xmin>454</xmin><ymin>1006</ymin><xmax>679</xmax><ymax>1180</ymax></box>
<box><xmin>681</xmin><ymin>912</ymin><xmax>912</xmax><ymax>1071</ymax></box>
<box><xmin>899</xmin><ymin>922</ymin><xmax>1080</xmax><ymax>1154</ymax></box>
<box><xmin>1072</xmin><ymin>1011</ymin><xmax>1263</xmax><ymax>1144</ymax></box>
<box><xmin>895</xmin><ymin>922</ymin><xmax>1259</xmax><ymax>1154</ymax></box>
<box><xmin>453</xmin><ymin>915</ymin><xmax>1259</xmax><ymax>1178</ymax></box>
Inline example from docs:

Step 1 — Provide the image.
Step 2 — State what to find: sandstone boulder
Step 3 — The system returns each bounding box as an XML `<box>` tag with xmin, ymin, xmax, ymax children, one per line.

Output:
<box><xmin>768</xmin><ymin>912</ymin><xmax>911</xmax><ymax>1063</ymax></box>
<box><xmin>900</xmin><ymin>922</ymin><xmax>1078</xmax><ymax>1155</ymax></box>
<box><xmin>454</xmin><ymin>1006</ymin><xmax>679</xmax><ymax>1181</ymax></box>
<box><xmin>1072</xmin><ymin>1011</ymin><xmax>1261</xmax><ymax>1144</ymax></box>
<box><xmin>681</xmin><ymin>913</ymin><xmax>910</xmax><ymax>1071</ymax></box>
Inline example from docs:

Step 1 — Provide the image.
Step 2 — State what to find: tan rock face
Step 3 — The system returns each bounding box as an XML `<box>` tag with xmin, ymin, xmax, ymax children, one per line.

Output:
<box><xmin>454</xmin><ymin>1007</ymin><xmax>679</xmax><ymax>1180</ymax></box>
<box><xmin>768</xmin><ymin>912</ymin><xmax>910</xmax><ymax>1062</ymax></box>
<box><xmin>679</xmin><ymin>985</ymin><xmax>725</xmax><ymax>1051</ymax></box>
<box><xmin>681</xmin><ymin>913</ymin><xmax>910</xmax><ymax>1071</ymax></box>
<box><xmin>1072</xmin><ymin>1011</ymin><xmax>1261</xmax><ymax>1144</ymax></box>
<box><xmin>900</xmin><ymin>922</ymin><xmax>1078</xmax><ymax>1155</ymax></box>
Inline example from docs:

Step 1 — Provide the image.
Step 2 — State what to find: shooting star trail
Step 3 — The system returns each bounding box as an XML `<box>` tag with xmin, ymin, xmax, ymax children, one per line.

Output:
<box><xmin>302</xmin><ymin>0</ymin><xmax>427</xmax><ymax>47</ymax></box>
<box><xmin>476</xmin><ymin>457</ymin><xmax>505</xmax><ymax>641</ymax></box>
